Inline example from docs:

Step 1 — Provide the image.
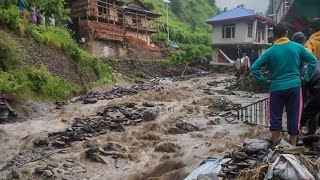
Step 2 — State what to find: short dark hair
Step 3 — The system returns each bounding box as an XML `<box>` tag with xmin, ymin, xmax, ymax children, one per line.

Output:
<box><xmin>273</xmin><ymin>23</ymin><xmax>288</xmax><ymax>38</ymax></box>
<box><xmin>292</xmin><ymin>32</ymin><xmax>306</xmax><ymax>44</ymax></box>
<box><xmin>310</xmin><ymin>18</ymin><xmax>320</xmax><ymax>32</ymax></box>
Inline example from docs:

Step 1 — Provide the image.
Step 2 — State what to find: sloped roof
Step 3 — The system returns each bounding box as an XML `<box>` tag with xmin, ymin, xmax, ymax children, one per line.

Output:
<box><xmin>206</xmin><ymin>5</ymin><xmax>272</xmax><ymax>24</ymax></box>
<box><xmin>123</xmin><ymin>0</ymin><xmax>161</xmax><ymax>18</ymax></box>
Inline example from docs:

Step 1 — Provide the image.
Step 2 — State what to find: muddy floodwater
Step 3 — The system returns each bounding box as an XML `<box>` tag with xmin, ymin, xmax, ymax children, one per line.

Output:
<box><xmin>0</xmin><ymin>74</ymin><xmax>269</xmax><ymax>180</ymax></box>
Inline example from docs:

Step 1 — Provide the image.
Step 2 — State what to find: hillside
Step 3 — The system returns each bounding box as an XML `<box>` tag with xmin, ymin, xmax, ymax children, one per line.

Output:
<box><xmin>137</xmin><ymin>0</ymin><xmax>219</xmax><ymax>45</ymax></box>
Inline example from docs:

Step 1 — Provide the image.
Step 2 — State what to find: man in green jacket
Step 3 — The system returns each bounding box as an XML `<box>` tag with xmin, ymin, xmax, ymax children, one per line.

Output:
<box><xmin>251</xmin><ymin>23</ymin><xmax>317</xmax><ymax>146</ymax></box>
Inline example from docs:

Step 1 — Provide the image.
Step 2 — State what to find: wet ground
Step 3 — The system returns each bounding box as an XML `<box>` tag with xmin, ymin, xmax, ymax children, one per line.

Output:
<box><xmin>0</xmin><ymin>73</ymin><xmax>269</xmax><ymax>180</ymax></box>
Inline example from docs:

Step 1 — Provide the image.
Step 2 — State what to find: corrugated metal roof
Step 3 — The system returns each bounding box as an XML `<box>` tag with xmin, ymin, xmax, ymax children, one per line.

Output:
<box><xmin>207</xmin><ymin>6</ymin><xmax>272</xmax><ymax>24</ymax></box>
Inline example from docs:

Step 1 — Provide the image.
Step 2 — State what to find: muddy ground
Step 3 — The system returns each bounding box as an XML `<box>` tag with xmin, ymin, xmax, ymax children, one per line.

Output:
<box><xmin>0</xmin><ymin>73</ymin><xmax>269</xmax><ymax>180</ymax></box>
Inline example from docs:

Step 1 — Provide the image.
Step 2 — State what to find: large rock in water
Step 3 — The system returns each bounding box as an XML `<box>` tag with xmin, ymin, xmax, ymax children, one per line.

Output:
<box><xmin>142</xmin><ymin>109</ymin><xmax>158</xmax><ymax>122</ymax></box>
<box><xmin>154</xmin><ymin>142</ymin><xmax>182</xmax><ymax>153</ymax></box>
<box><xmin>176</xmin><ymin>122</ymin><xmax>199</xmax><ymax>132</ymax></box>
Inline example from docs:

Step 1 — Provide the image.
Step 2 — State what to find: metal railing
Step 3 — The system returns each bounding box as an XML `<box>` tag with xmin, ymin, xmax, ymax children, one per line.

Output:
<box><xmin>237</xmin><ymin>98</ymin><xmax>269</xmax><ymax>127</ymax></box>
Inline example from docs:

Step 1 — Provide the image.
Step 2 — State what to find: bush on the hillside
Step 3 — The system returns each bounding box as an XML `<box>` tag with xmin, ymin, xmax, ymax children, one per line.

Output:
<box><xmin>0</xmin><ymin>6</ymin><xmax>21</xmax><ymax>30</ymax></box>
<box><xmin>0</xmin><ymin>71</ymin><xmax>28</xmax><ymax>95</ymax></box>
<box><xmin>0</xmin><ymin>30</ymin><xmax>24</xmax><ymax>71</ymax></box>
<box><xmin>170</xmin><ymin>44</ymin><xmax>211</xmax><ymax>67</ymax></box>
<box><xmin>27</xmin><ymin>66</ymin><xmax>81</xmax><ymax>100</ymax></box>
<box><xmin>0</xmin><ymin>66</ymin><xmax>80</xmax><ymax>100</ymax></box>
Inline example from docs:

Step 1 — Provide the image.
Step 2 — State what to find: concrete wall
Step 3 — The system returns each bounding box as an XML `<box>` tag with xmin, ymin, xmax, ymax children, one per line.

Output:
<box><xmin>212</xmin><ymin>20</ymin><xmax>269</xmax><ymax>45</ymax></box>
<box><xmin>126</xmin><ymin>31</ymin><xmax>150</xmax><ymax>45</ymax></box>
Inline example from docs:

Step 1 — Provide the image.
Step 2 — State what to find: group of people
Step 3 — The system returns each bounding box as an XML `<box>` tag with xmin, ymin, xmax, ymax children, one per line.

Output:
<box><xmin>251</xmin><ymin>18</ymin><xmax>320</xmax><ymax>147</ymax></box>
<box><xmin>18</xmin><ymin>0</ymin><xmax>56</xmax><ymax>26</ymax></box>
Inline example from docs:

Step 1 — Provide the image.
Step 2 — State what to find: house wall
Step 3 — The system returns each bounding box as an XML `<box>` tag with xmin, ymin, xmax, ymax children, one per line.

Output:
<box><xmin>126</xmin><ymin>31</ymin><xmax>150</xmax><ymax>45</ymax></box>
<box><xmin>125</xmin><ymin>14</ymin><xmax>148</xmax><ymax>28</ymax></box>
<box><xmin>212</xmin><ymin>20</ymin><xmax>269</xmax><ymax>45</ymax></box>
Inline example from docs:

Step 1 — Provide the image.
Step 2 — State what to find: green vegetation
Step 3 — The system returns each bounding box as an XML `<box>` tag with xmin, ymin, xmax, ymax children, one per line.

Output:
<box><xmin>0</xmin><ymin>4</ymin><xmax>115</xmax><ymax>100</ymax></box>
<box><xmin>136</xmin><ymin>0</ymin><xmax>218</xmax><ymax>45</ymax></box>
<box><xmin>0</xmin><ymin>30</ymin><xmax>81</xmax><ymax>100</ymax></box>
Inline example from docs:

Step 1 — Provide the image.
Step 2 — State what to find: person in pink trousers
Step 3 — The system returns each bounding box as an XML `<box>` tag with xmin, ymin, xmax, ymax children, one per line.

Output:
<box><xmin>30</xmin><ymin>3</ymin><xmax>37</xmax><ymax>24</ymax></box>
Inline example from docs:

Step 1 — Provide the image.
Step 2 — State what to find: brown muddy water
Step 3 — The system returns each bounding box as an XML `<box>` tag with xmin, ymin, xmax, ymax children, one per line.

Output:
<box><xmin>0</xmin><ymin>74</ymin><xmax>269</xmax><ymax>180</ymax></box>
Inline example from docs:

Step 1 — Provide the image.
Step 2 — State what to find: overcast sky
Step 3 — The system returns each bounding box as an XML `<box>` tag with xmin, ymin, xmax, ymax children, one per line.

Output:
<box><xmin>215</xmin><ymin>0</ymin><xmax>269</xmax><ymax>13</ymax></box>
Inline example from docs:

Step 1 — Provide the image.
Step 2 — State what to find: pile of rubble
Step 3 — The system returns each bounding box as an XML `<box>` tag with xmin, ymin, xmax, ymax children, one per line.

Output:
<box><xmin>186</xmin><ymin>139</ymin><xmax>320</xmax><ymax>180</ymax></box>
<box><xmin>75</xmin><ymin>81</ymin><xmax>156</xmax><ymax>104</ymax></box>
<box><xmin>208</xmin><ymin>97</ymin><xmax>242</xmax><ymax>112</ymax></box>
<box><xmin>50</xmin><ymin>103</ymin><xmax>159</xmax><ymax>147</ymax></box>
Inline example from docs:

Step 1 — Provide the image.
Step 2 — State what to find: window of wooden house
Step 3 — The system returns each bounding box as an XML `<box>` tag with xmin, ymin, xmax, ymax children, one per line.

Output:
<box><xmin>222</xmin><ymin>24</ymin><xmax>235</xmax><ymax>38</ymax></box>
<box><xmin>248</xmin><ymin>23</ymin><xmax>253</xmax><ymax>38</ymax></box>
<box><xmin>132</xmin><ymin>16</ymin><xmax>142</xmax><ymax>26</ymax></box>
<box><xmin>98</xmin><ymin>0</ymin><xmax>108</xmax><ymax>14</ymax></box>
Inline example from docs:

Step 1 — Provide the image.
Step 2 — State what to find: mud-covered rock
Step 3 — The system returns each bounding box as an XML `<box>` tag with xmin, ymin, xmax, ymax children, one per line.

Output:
<box><xmin>142</xmin><ymin>109</ymin><xmax>158</xmax><ymax>122</ymax></box>
<box><xmin>155</xmin><ymin>142</ymin><xmax>182</xmax><ymax>153</ymax></box>
<box><xmin>33</xmin><ymin>137</ymin><xmax>49</xmax><ymax>147</ymax></box>
<box><xmin>207</xmin><ymin>117</ymin><xmax>224</xmax><ymax>125</ymax></box>
<box><xmin>43</xmin><ymin>169</ymin><xmax>53</xmax><ymax>177</ymax></box>
<box><xmin>167</xmin><ymin>127</ymin><xmax>187</xmax><ymax>134</ymax></box>
<box><xmin>83</xmin><ymin>98</ymin><xmax>98</xmax><ymax>104</ymax></box>
<box><xmin>142</xmin><ymin>101</ymin><xmax>156</xmax><ymax>107</ymax></box>
<box><xmin>176</xmin><ymin>122</ymin><xmax>199</xmax><ymax>132</ymax></box>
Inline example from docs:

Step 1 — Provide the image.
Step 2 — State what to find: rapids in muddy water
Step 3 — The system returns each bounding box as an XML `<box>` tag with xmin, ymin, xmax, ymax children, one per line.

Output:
<box><xmin>0</xmin><ymin>74</ymin><xmax>269</xmax><ymax>180</ymax></box>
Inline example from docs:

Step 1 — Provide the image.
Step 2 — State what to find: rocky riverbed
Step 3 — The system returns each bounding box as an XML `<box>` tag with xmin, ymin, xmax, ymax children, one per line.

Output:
<box><xmin>0</xmin><ymin>73</ymin><xmax>269</xmax><ymax>180</ymax></box>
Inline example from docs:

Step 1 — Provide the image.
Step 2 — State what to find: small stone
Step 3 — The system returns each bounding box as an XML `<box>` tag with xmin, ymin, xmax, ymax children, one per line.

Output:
<box><xmin>142</xmin><ymin>101</ymin><xmax>156</xmax><ymax>107</ymax></box>
<box><xmin>53</xmin><ymin>140</ymin><xmax>66</xmax><ymax>147</ymax></box>
<box><xmin>33</xmin><ymin>137</ymin><xmax>49</xmax><ymax>147</ymax></box>
<box><xmin>34</xmin><ymin>167</ymin><xmax>45</xmax><ymax>174</ymax></box>
<box><xmin>83</xmin><ymin>98</ymin><xmax>98</xmax><ymax>104</ymax></box>
<box><xmin>11</xmin><ymin>168</ymin><xmax>20</xmax><ymax>179</ymax></box>
<box><xmin>167</xmin><ymin>127</ymin><xmax>187</xmax><ymax>135</ymax></box>
<box><xmin>142</xmin><ymin>109</ymin><xmax>158</xmax><ymax>122</ymax></box>
<box><xmin>207</xmin><ymin>117</ymin><xmax>224</xmax><ymax>125</ymax></box>
<box><xmin>176</xmin><ymin>122</ymin><xmax>199</xmax><ymax>132</ymax></box>
<box><xmin>115</xmin><ymin>158</ymin><xmax>127</xmax><ymax>168</ymax></box>
<box><xmin>154</xmin><ymin>142</ymin><xmax>182</xmax><ymax>153</ymax></box>
<box><xmin>43</xmin><ymin>170</ymin><xmax>53</xmax><ymax>177</ymax></box>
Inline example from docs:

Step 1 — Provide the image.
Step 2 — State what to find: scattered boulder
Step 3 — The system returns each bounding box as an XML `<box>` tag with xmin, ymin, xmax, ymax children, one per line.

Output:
<box><xmin>34</xmin><ymin>167</ymin><xmax>45</xmax><ymax>174</ymax></box>
<box><xmin>155</xmin><ymin>142</ymin><xmax>182</xmax><ymax>153</ymax></box>
<box><xmin>33</xmin><ymin>137</ymin><xmax>49</xmax><ymax>147</ymax></box>
<box><xmin>142</xmin><ymin>101</ymin><xmax>156</xmax><ymax>107</ymax></box>
<box><xmin>43</xmin><ymin>170</ymin><xmax>53</xmax><ymax>177</ymax></box>
<box><xmin>176</xmin><ymin>122</ymin><xmax>199</xmax><ymax>132</ymax></box>
<box><xmin>115</xmin><ymin>158</ymin><xmax>127</xmax><ymax>168</ymax></box>
<box><xmin>167</xmin><ymin>127</ymin><xmax>187</xmax><ymax>135</ymax></box>
<box><xmin>142</xmin><ymin>109</ymin><xmax>158</xmax><ymax>122</ymax></box>
<box><xmin>83</xmin><ymin>98</ymin><xmax>98</xmax><ymax>104</ymax></box>
<box><xmin>11</xmin><ymin>168</ymin><xmax>20</xmax><ymax>179</ymax></box>
<box><xmin>207</xmin><ymin>117</ymin><xmax>224</xmax><ymax>125</ymax></box>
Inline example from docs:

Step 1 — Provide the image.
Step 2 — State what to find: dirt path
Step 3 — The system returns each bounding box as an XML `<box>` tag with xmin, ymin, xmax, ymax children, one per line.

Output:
<box><xmin>0</xmin><ymin>74</ymin><xmax>269</xmax><ymax>180</ymax></box>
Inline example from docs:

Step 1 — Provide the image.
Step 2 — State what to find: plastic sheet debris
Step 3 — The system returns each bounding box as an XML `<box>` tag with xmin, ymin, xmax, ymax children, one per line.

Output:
<box><xmin>265</xmin><ymin>154</ymin><xmax>314</xmax><ymax>180</ymax></box>
<box><xmin>184</xmin><ymin>158</ymin><xmax>231</xmax><ymax>180</ymax></box>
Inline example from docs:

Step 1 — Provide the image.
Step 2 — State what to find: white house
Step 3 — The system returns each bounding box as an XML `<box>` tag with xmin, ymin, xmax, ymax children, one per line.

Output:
<box><xmin>206</xmin><ymin>5</ymin><xmax>273</xmax><ymax>66</ymax></box>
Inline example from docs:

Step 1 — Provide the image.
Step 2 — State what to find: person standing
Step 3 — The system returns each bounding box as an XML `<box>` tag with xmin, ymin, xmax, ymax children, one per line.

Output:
<box><xmin>249</xmin><ymin>49</ymin><xmax>259</xmax><ymax>65</ymax></box>
<box><xmin>48</xmin><ymin>14</ymin><xmax>56</xmax><ymax>26</ymax></box>
<box><xmin>40</xmin><ymin>12</ymin><xmax>46</xmax><ymax>25</ymax></box>
<box><xmin>30</xmin><ymin>3</ymin><xmax>37</xmax><ymax>24</ymax></box>
<box><xmin>251</xmin><ymin>23</ymin><xmax>317</xmax><ymax>146</ymax></box>
<box><xmin>306</xmin><ymin>18</ymin><xmax>320</xmax><ymax>60</ymax></box>
<box><xmin>18</xmin><ymin>0</ymin><xmax>27</xmax><ymax>19</ymax></box>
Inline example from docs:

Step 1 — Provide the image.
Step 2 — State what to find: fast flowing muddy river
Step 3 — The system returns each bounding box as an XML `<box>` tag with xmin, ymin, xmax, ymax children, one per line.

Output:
<box><xmin>0</xmin><ymin>73</ymin><xmax>269</xmax><ymax>180</ymax></box>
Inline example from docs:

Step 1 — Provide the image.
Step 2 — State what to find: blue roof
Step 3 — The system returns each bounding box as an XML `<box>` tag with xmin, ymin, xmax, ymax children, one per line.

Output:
<box><xmin>207</xmin><ymin>6</ymin><xmax>271</xmax><ymax>24</ymax></box>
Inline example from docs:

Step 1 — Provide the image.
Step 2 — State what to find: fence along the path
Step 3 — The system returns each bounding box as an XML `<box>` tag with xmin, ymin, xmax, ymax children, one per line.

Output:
<box><xmin>237</xmin><ymin>98</ymin><xmax>269</xmax><ymax>127</ymax></box>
